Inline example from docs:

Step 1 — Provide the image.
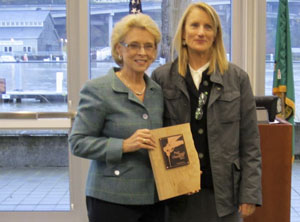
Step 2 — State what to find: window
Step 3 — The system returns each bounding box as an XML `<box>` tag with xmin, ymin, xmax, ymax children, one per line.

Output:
<box><xmin>89</xmin><ymin>0</ymin><xmax>231</xmax><ymax>80</ymax></box>
<box><xmin>0</xmin><ymin>8</ymin><xmax>67</xmax><ymax>112</ymax></box>
<box><xmin>0</xmin><ymin>0</ymin><xmax>277</xmax><ymax>221</ymax></box>
<box><xmin>0</xmin><ymin>0</ymin><xmax>70</xmax><ymax>215</ymax></box>
<box><xmin>89</xmin><ymin>0</ymin><xmax>163</xmax><ymax>79</ymax></box>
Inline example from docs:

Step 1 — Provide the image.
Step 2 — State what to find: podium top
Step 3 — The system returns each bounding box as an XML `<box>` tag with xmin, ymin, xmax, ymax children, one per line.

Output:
<box><xmin>258</xmin><ymin>117</ymin><xmax>292</xmax><ymax>126</ymax></box>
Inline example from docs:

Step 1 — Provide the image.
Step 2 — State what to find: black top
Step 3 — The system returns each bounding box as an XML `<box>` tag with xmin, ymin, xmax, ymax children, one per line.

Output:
<box><xmin>185</xmin><ymin>67</ymin><xmax>213</xmax><ymax>189</ymax></box>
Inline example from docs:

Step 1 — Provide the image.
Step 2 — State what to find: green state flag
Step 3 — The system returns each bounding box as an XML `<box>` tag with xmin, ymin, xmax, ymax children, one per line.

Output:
<box><xmin>272</xmin><ymin>0</ymin><xmax>295</xmax><ymax>159</ymax></box>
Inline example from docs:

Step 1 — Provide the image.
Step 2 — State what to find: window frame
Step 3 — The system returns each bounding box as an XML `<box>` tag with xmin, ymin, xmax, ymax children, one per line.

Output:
<box><xmin>0</xmin><ymin>0</ymin><xmax>266</xmax><ymax>221</ymax></box>
<box><xmin>0</xmin><ymin>0</ymin><xmax>89</xmax><ymax>221</ymax></box>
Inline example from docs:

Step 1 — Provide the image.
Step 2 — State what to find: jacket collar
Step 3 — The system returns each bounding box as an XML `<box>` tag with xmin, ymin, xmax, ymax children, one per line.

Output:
<box><xmin>170</xmin><ymin>59</ymin><xmax>190</xmax><ymax>100</ymax></box>
<box><xmin>110</xmin><ymin>67</ymin><xmax>128</xmax><ymax>94</ymax></box>
<box><xmin>209</xmin><ymin>68</ymin><xmax>223</xmax><ymax>86</ymax></box>
<box><xmin>171</xmin><ymin>59</ymin><xmax>225</xmax><ymax>107</ymax></box>
<box><xmin>207</xmin><ymin>67</ymin><xmax>224</xmax><ymax>108</ymax></box>
<box><xmin>110</xmin><ymin>67</ymin><xmax>158</xmax><ymax>105</ymax></box>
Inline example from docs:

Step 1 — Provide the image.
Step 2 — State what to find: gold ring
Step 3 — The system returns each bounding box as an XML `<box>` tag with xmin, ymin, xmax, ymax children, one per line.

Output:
<box><xmin>143</xmin><ymin>139</ymin><xmax>146</xmax><ymax>143</ymax></box>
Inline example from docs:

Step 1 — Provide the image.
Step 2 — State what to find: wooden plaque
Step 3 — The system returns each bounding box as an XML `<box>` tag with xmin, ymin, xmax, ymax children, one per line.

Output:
<box><xmin>149</xmin><ymin>123</ymin><xmax>201</xmax><ymax>200</ymax></box>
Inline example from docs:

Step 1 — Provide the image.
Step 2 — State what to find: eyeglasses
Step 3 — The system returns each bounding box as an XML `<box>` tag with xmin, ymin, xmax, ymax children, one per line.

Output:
<box><xmin>120</xmin><ymin>42</ymin><xmax>156</xmax><ymax>53</ymax></box>
<box><xmin>195</xmin><ymin>92</ymin><xmax>208</xmax><ymax>120</ymax></box>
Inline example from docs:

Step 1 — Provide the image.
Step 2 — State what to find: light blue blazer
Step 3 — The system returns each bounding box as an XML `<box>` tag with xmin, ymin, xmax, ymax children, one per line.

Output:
<box><xmin>69</xmin><ymin>68</ymin><xmax>164</xmax><ymax>205</ymax></box>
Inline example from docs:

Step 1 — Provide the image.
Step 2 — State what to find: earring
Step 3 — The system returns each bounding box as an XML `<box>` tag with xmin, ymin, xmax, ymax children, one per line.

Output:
<box><xmin>118</xmin><ymin>54</ymin><xmax>122</xmax><ymax>60</ymax></box>
<box><xmin>182</xmin><ymin>40</ymin><xmax>186</xmax><ymax>46</ymax></box>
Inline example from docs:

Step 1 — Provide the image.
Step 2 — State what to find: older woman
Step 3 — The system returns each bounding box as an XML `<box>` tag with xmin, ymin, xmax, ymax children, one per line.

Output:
<box><xmin>69</xmin><ymin>14</ymin><xmax>164</xmax><ymax>222</ymax></box>
<box><xmin>152</xmin><ymin>2</ymin><xmax>261</xmax><ymax>222</ymax></box>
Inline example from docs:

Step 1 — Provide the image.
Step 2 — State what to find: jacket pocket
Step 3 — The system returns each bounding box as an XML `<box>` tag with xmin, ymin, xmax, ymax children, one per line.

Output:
<box><xmin>163</xmin><ymin>88</ymin><xmax>182</xmax><ymax>121</ymax></box>
<box><xmin>163</xmin><ymin>88</ymin><xmax>181</xmax><ymax>100</ymax></box>
<box><xmin>232</xmin><ymin>159</ymin><xmax>241</xmax><ymax>205</ymax></box>
<box><xmin>216</xmin><ymin>91</ymin><xmax>241</xmax><ymax>123</ymax></box>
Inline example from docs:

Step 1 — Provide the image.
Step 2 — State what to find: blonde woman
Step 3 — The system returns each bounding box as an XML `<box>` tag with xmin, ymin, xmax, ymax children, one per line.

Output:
<box><xmin>69</xmin><ymin>13</ymin><xmax>165</xmax><ymax>222</ymax></box>
<box><xmin>152</xmin><ymin>2</ymin><xmax>261</xmax><ymax>222</ymax></box>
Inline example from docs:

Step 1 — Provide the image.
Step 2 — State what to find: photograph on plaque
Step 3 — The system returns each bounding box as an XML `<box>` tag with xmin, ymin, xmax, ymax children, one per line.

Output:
<box><xmin>159</xmin><ymin>134</ymin><xmax>189</xmax><ymax>169</ymax></box>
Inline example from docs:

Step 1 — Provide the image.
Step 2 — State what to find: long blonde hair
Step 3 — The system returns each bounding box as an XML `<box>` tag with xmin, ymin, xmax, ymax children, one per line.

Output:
<box><xmin>173</xmin><ymin>2</ymin><xmax>228</xmax><ymax>76</ymax></box>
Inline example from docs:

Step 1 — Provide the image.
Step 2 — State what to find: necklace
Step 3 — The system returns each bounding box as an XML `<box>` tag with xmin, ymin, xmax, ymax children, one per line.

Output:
<box><xmin>133</xmin><ymin>86</ymin><xmax>146</xmax><ymax>96</ymax></box>
<box><xmin>119</xmin><ymin>72</ymin><xmax>146</xmax><ymax>96</ymax></box>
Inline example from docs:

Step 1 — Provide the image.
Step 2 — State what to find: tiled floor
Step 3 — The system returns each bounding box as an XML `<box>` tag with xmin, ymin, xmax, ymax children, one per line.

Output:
<box><xmin>0</xmin><ymin>161</ymin><xmax>299</xmax><ymax>221</ymax></box>
<box><xmin>0</xmin><ymin>167</ymin><xmax>70</xmax><ymax>211</ymax></box>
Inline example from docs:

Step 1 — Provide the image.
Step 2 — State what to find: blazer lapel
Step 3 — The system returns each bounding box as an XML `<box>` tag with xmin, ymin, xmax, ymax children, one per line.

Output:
<box><xmin>111</xmin><ymin>68</ymin><xmax>128</xmax><ymax>94</ymax></box>
<box><xmin>111</xmin><ymin>68</ymin><xmax>145</xmax><ymax>106</ymax></box>
<box><xmin>171</xmin><ymin>60</ymin><xmax>190</xmax><ymax>101</ymax></box>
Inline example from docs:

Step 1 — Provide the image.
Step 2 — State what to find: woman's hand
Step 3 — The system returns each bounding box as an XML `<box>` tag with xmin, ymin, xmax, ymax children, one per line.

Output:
<box><xmin>122</xmin><ymin>129</ymin><xmax>157</xmax><ymax>153</ymax></box>
<box><xmin>239</xmin><ymin>203</ymin><xmax>256</xmax><ymax>218</ymax></box>
<box><xmin>186</xmin><ymin>171</ymin><xmax>202</xmax><ymax>195</ymax></box>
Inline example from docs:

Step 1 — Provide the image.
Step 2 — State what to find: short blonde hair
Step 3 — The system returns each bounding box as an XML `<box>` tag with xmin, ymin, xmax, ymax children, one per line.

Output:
<box><xmin>111</xmin><ymin>13</ymin><xmax>161</xmax><ymax>66</ymax></box>
<box><xmin>173</xmin><ymin>2</ymin><xmax>228</xmax><ymax>76</ymax></box>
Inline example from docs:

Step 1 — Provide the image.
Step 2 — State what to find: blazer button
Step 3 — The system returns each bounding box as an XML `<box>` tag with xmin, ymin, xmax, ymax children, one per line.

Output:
<box><xmin>203</xmin><ymin>80</ymin><xmax>209</xmax><ymax>86</ymax></box>
<box><xmin>198</xmin><ymin>128</ymin><xmax>204</xmax><ymax>135</ymax></box>
<box><xmin>142</xmin><ymin>113</ymin><xmax>149</xmax><ymax>120</ymax></box>
<box><xmin>114</xmin><ymin>170</ymin><xmax>120</xmax><ymax>176</ymax></box>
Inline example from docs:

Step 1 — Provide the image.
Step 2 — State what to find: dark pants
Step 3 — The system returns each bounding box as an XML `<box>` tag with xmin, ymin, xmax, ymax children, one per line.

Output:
<box><xmin>86</xmin><ymin>196</ymin><xmax>166</xmax><ymax>222</ymax></box>
<box><xmin>166</xmin><ymin>189</ymin><xmax>242</xmax><ymax>222</ymax></box>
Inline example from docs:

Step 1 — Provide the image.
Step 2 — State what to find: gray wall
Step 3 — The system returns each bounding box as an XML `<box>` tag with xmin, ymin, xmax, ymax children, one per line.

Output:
<box><xmin>0</xmin><ymin>124</ymin><xmax>299</xmax><ymax>168</ymax></box>
<box><xmin>0</xmin><ymin>131</ymin><xmax>68</xmax><ymax>167</ymax></box>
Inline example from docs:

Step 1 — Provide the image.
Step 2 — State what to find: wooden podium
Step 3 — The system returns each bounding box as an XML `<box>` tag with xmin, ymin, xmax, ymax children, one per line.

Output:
<box><xmin>245</xmin><ymin>119</ymin><xmax>292</xmax><ymax>222</ymax></box>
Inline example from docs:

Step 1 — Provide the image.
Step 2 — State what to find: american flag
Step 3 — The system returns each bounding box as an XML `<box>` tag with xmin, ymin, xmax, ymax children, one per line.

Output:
<box><xmin>129</xmin><ymin>0</ymin><xmax>142</xmax><ymax>14</ymax></box>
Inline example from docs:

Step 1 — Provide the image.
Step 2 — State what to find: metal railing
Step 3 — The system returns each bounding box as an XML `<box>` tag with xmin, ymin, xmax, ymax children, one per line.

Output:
<box><xmin>0</xmin><ymin>112</ymin><xmax>76</xmax><ymax>119</ymax></box>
